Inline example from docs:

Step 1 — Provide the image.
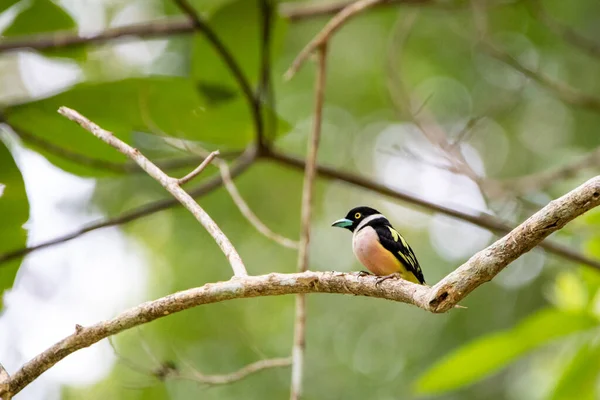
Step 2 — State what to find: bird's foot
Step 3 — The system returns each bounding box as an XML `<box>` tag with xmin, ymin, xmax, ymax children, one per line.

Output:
<box><xmin>375</xmin><ymin>272</ymin><xmax>402</xmax><ymax>286</ymax></box>
<box><xmin>353</xmin><ymin>270</ymin><xmax>373</xmax><ymax>277</ymax></box>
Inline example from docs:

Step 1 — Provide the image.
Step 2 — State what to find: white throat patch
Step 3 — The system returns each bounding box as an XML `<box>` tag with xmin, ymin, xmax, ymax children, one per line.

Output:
<box><xmin>354</xmin><ymin>213</ymin><xmax>385</xmax><ymax>234</ymax></box>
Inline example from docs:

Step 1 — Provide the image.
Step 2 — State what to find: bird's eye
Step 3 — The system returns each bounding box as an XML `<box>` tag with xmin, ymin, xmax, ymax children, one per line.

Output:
<box><xmin>355</xmin><ymin>212</ymin><xmax>361</xmax><ymax>219</ymax></box>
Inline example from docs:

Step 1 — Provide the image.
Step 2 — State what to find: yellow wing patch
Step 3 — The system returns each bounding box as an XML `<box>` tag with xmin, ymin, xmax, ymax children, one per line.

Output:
<box><xmin>387</xmin><ymin>227</ymin><xmax>418</xmax><ymax>268</ymax></box>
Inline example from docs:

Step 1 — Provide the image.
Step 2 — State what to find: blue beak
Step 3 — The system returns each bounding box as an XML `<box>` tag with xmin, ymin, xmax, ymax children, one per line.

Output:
<box><xmin>332</xmin><ymin>218</ymin><xmax>353</xmax><ymax>228</ymax></box>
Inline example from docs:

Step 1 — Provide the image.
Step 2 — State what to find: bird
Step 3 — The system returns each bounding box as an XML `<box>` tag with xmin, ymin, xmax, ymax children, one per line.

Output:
<box><xmin>331</xmin><ymin>206</ymin><xmax>425</xmax><ymax>285</ymax></box>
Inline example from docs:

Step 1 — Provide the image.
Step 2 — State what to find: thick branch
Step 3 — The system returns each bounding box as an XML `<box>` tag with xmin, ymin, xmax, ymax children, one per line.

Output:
<box><xmin>1</xmin><ymin>271</ymin><xmax>429</xmax><ymax>397</ymax></box>
<box><xmin>428</xmin><ymin>175</ymin><xmax>600</xmax><ymax>312</ymax></box>
<box><xmin>58</xmin><ymin>107</ymin><xmax>247</xmax><ymax>277</ymax></box>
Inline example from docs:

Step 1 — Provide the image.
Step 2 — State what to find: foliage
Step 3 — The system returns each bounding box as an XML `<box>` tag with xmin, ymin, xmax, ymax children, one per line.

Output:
<box><xmin>0</xmin><ymin>0</ymin><xmax>600</xmax><ymax>399</ymax></box>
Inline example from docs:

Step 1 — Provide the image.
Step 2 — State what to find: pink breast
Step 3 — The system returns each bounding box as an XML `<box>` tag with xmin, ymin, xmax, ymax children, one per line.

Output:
<box><xmin>352</xmin><ymin>228</ymin><xmax>400</xmax><ymax>276</ymax></box>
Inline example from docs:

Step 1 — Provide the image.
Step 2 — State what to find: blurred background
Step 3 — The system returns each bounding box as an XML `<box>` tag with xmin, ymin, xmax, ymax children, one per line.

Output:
<box><xmin>1</xmin><ymin>0</ymin><xmax>600</xmax><ymax>399</ymax></box>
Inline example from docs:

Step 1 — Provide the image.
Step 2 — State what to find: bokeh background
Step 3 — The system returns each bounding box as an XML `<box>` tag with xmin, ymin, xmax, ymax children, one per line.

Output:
<box><xmin>1</xmin><ymin>0</ymin><xmax>600</xmax><ymax>399</ymax></box>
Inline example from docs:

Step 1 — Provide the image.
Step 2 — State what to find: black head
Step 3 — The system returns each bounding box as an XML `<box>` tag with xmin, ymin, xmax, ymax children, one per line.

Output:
<box><xmin>331</xmin><ymin>206</ymin><xmax>383</xmax><ymax>233</ymax></box>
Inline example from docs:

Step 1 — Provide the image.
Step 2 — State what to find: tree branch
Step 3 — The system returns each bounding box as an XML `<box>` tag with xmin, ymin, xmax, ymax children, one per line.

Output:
<box><xmin>279</xmin><ymin>0</ymin><xmax>456</xmax><ymax>22</ymax></box>
<box><xmin>285</xmin><ymin>0</ymin><xmax>386</xmax><ymax>80</ymax></box>
<box><xmin>175</xmin><ymin>357</ymin><xmax>292</xmax><ymax>386</ymax></box>
<box><xmin>58</xmin><ymin>106</ymin><xmax>247</xmax><ymax>277</ymax></box>
<box><xmin>176</xmin><ymin>151</ymin><xmax>219</xmax><ymax>185</ymax></box>
<box><xmin>530</xmin><ymin>0</ymin><xmax>600</xmax><ymax>59</ymax></box>
<box><xmin>218</xmin><ymin>160</ymin><xmax>299</xmax><ymax>249</ymax></box>
<box><xmin>428</xmin><ymin>175</ymin><xmax>600</xmax><ymax>312</ymax></box>
<box><xmin>0</xmin><ymin>19</ymin><xmax>195</xmax><ymax>53</ymax></box>
<box><xmin>265</xmin><ymin>150</ymin><xmax>600</xmax><ymax>270</ymax></box>
<box><xmin>0</xmin><ymin>148</ymin><xmax>255</xmax><ymax>265</ymax></box>
<box><xmin>0</xmin><ymin>272</ymin><xmax>431</xmax><ymax>398</ymax></box>
<box><xmin>290</xmin><ymin>44</ymin><xmax>328</xmax><ymax>400</ymax></box>
<box><xmin>500</xmin><ymin>146</ymin><xmax>600</xmax><ymax>196</ymax></box>
<box><xmin>4</xmin><ymin>172</ymin><xmax>600</xmax><ymax>398</ymax></box>
<box><xmin>482</xmin><ymin>41</ymin><xmax>600</xmax><ymax>113</ymax></box>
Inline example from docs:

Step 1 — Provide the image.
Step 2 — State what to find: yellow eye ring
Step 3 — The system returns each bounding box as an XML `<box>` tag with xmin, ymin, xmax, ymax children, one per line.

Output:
<box><xmin>355</xmin><ymin>212</ymin><xmax>362</xmax><ymax>219</ymax></box>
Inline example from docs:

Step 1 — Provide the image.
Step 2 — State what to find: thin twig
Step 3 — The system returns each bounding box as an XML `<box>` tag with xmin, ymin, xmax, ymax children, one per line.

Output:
<box><xmin>501</xmin><ymin>147</ymin><xmax>600</xmax><ymax>195</ymax></box>
<box><xmin>219</xmin><ymin>161</ymin><xmax>299</xmax><ymax>249</ymax></box>
<box><xmin>530</xmin><ymin>0</ymin><xmax>600</xmax><ymax>59</ymax></box>
<box><xmin>482</xmin><ymin>41</ymin><xmax>600</xmax><ymax>113</ymax></box>
<box><xmin>290</xmin><ymin>44</ymin><xmax>328</xmax><ymax>400</ymax></box>
<box><xmin>177</xmin><ymin>357</ymin><xmax>292</xmax><ymax>385</ymax></box>
<box><xmin>0</xmin><ymin>148</ymin><xmax>254</xmax><ymax>265</ymax></box>
<box><xmin>4</xmin><ymin>175</ymin><xmax>600</xmax><ymax>397</ymax></box>
<box><xmin>279</xmin><ymin>0</ymin><xmax>459</xmax><ymax>22</ymax></box>
<box><xmin>284</xmin><ymin>0</ymin><xmax>385</xmax><ymax>80</ymax></box>
<box><xmin>177</xmin><ymin>151</ymin><xmax>220</xmax><ymax>185</ymax></box>
<box><xmin>172</xmin><ymin>0</ymin><xmax>264</xmax><ymax>143</ymax></box>
<box><xmin>58</xmin><ymin>106</ymin><xmax>247</xmax><ymax>277</ymax></box>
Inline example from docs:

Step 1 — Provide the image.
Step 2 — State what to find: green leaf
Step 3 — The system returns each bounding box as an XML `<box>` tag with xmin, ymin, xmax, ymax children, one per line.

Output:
<box><xmin>3</xmin><ymin>0</ymin><xmax>83</xmax><ymax>60</ymax></box>
<box><xmin>5</xmin><ymin>77</ymin><xmax>259</xmax><ymax>176</ymax></box>
<box><xmin>0</xmin><ymin>139</ymin><xmax>29</xmax><ymax>307</ymax></box>
<box><xmin>415</xmin><ymin>309</ymin><xmax>599</xmax><ymax>395</ymax></box>
<box><xmin>0</xmin><ymin>0</ymin><xmax>20</xmax><ymax>14</ymax></box>
<box><xmin>551</xmin><ymin>271</ymin><xmax>588</xmax><ymax>311</ymax></box>
<box><xmin>191</xmin><ymin>0</ymin><xmax>288</xmax><ymax>92</ymax></box>
<box><xmin>551</xmin><ymin>339</ymin><xmax>600</xmax><ymax>400</ymax></box>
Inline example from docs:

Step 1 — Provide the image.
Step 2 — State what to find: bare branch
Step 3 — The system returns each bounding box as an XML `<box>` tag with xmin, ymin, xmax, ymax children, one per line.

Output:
<box><xmin>0</xmin><ymin>19</ymin><xmax>194</xmax><ymax>53</ymax></box>
<box><xmin>4</xmin><ymin>175</ymin><xmax>600</xmax><ymax>397</ymax></box>
<box><xmin>0</xmin><ymin>148</ymin><xmax>255</xmax><ymax>265</ymax></box>
<box><xmin>265</xmin><ymin>150</ymin><xmax>600</xmax><ymax>270</ymax></box>
<box><xmin>58</xmin><ymin>106</ymin><xmax>247</xmax><ymax>277</ymax></box>
<box><xmin>0</xmin><ymin>271</ymin><xmax>431</xmax><ymax>397</ymax></box>
<box><xmin>219</xmin><ymin>161</ymin><xmax>299</xmax><ymax>249</ymax></box>
<box><xmin>0</xmin><ymin>362</ymin><xmax>9</xmax><ymax>399</ymax></box>
<box><xmin>500</xmin><ymin>147</ymin><xmax>600</xmax><ymax>196</ymax></box>
<box><xmin>279</xmin><ymin>0</ymin><xmax>461</xmax><ymax>22</ymax></box>
<box><xmin>285</xmin><ymin>0</ymin><xmax>385</xmax><ymax>80</ymax></box>
<box><xmin>482</xmin><ymin>41</ymin><xmax>600</xmax><ymax>113</ymax></box>
<box><xmin>177</xmin><ymin>151</ymin><xmax>220</xmax><ymax>185</ymax></box>
<box><xmin>428</xmin><ymin>175</ymin><xmax>600</xmax><ymax>312</ymax></box>
<box><xmin>530</xmin><ymin>0</ymin><xmax>600</xmax><ymax>59</ymax></box>
<box><xmin>290</xmin><ymin>44</ymin><xmax>328</xmax><ymax>400</ymax></box>
<box><xmin>177</xmin><ymin>357</ymin><xmax>292</xmax><ymax>386</ymax></box>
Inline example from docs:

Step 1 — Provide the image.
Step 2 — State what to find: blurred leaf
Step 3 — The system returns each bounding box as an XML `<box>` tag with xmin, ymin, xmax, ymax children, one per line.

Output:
<box><xmin>0</xmin><ymin>0</ymin><xmax>19</xmax><ymax>14</ymax></box>
<box><xmin>551</xmin><ymin>271</ymin><xmax>588</xmax><ymax>311</ymax></box>
<box><xmin>550</xmin><ymin>339</ymin><xmax>600</xmax><ymax>400</ymax></box>
<box><xmin>0</xmin><ymin>139</ymin><xmax>28</xmax><ymax>307</ymax></box>
<box><xmin>3</xmin><ymin>0</ymin><xmax>84</xmax><ymax>60</ymax></box>
<box><xmin>415</xmin><ymin>309</ymin><xmax>598</xmax><ymax>394</ymax></box>
<box><xmin>192</xmin><ymin>0</ymin><xmax>288</xmax><ymax>92</ymax></box>
<box><xmin>5</xmin><ymin>77</ymin><xmax>266</xmax><ymax>176</ymax></box>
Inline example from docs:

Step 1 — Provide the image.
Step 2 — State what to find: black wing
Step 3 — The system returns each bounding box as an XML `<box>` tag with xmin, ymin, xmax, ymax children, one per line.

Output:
<box><xmin>376</xmin><ymin>225</ymin><xmax>426</xmax><ymax>284</ymax></box>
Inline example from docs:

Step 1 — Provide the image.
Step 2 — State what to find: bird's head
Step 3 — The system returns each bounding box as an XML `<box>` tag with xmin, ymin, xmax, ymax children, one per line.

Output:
<box><xmin>331</xmin><ymin>206</ymin><xmax>383</xmax><ymax>233</ymax></box>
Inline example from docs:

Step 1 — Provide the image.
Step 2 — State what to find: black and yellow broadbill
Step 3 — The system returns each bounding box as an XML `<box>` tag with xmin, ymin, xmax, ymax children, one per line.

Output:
<box><xmin>332</xmin><ymin>206</ymin><xmax>425</xmax><ymax>285</ymax></box>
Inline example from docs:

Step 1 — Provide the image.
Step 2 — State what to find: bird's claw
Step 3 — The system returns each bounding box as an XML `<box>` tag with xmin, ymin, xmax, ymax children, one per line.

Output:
<box><xmin>353</xmin><ymin>270</ymin><xmax>372</xmax><ymax>277</ymax></box>
<box><xmin>375</xmin><ymin>272</ymin><xmax>402</xmax><ymax>286</ymax></box>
